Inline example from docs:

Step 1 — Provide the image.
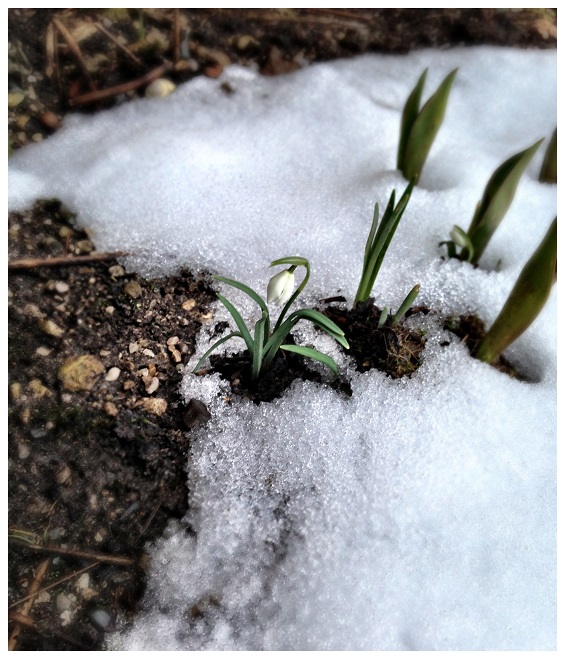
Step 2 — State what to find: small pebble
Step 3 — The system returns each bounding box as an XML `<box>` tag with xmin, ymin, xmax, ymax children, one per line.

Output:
<box><xmin>36</xmin><ymin>346</ymin><xmax>52</xmax><ymax>357</ymax></box>
<box><xmin>99</xmin><ymin>349</ymin><xmax>111</xmax><ymax>357</ymax></box>
<box><xmin>146</xmin><ymin>377</ymin><xmax>159</xmax><ymax>394</ymax></box>
<box><xmin>104</xmin><ymin>401</ymin><xmax>119</xmax><ymax>417</ymax></box>
<box><xmin>76</xmin><ymin>239</ymin><xmax>94</xmax><ymax>254</ymax></box>
<box><xmin>166</xmin><ymin>336</ymin><xmax>180</xmax><ymax>346</ymax></box>
<box><xmin>90</xmin><ymin>609</ymin><xmax>112</xmax><ymax>630</ymax></box>
<box><xmin>124</xmin><ymin>281</ymin><xmax>142</xmax><ymax>299</ymax></box>
<box><xmin>108</xmin><ymin>265</ymin><xmax>125</xmax><ymax>277</ymax></box>
<box><xmin>142</xmin><ymin>348</ymin><xmax>155</xmax><ymax>357</ymax></box>
<box><xmin>38</xmin><ymin>318</ymin><xmax>64</xmax><ymax>338</ymax></box>
<box><xmin>55</xmin><ymin>281</ymin><xmax>69</xmax><ymax>294</ymax></box>
<box><xmin>182</xmin><ymin>299</ymin><xmax>196</xmax><ymax>311</ymax></box>
<box><xmin>59</xmin><ymin>226</ymin><xmax>72</xmax><ymax>238</ymax></box>
<box><xmin>56</xmin><ymin>593</ymin><xmax>73</xmax><ymax>612</ymax></box>
<box><xmin>145</xmin><ymin>78</ymin><xmax>176</xmax><ymax>98</ymax></box>
<box><xmin>141</xmin><ymin>398</ymin><xmax>168</xmax><ymax>416</ymax></box>
<box><xmin>105</xmin><ymin>367</ymin><xmax>121</xmax><ymax>382</ymax></box>
<box><xmin>129</xmin><ymin>342</ymin><xmax>139</xmax><ymax>354</ymax></box>
<box><xmin>56</xmin><ymin>464</ymin><xmax>71</xmax><ymax>484</ymax></box>
<box><xmin>17</xmin><ymin>443</ymin><xmax>31</xmax><ymax>459</ymax></box>
<box><xmin>105</xmin><ymin>306</ymin><xmax>115</xmax><ymax>315</ymax></box>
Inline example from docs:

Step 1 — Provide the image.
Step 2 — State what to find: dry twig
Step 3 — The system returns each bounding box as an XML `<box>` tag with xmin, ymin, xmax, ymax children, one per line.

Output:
<box><xmin>8</xmin><ymin>558</ymin><xmax>50</xmax><ymax>651</ymax></box>
<box><xmin>9</xmin><ymin>538</ymin><xmax>137</xmax><ymax>566</ymax></box>
<box><xmin>52</xmin><ymin>18</ymin><xmax>97</xmax><ymax>92</ymax></box>
<box><xmin>8</xmin><ymin>252</ymin><xmax>128</xmax><ymax>270</ymax></box>
<box><xmin>69</xmin><ymin>61</ymin><xmax>172</xmax><ymax>106</ymax></box>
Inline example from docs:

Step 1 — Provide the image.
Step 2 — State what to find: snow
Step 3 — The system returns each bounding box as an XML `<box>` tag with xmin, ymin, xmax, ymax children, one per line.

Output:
<box><xmin>8</xmin><ymin>46</ymin><xmax>557</xmax><ymax>650</ymax></box>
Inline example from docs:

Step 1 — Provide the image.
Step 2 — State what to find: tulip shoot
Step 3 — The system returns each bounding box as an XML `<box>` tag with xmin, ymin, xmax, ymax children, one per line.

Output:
<box><xmin>398</xmin><ymin>68</ymin><xmax>457</xmax><ymax>184</ymax></box>
<box><xmin>475</xmin><ymin>218</ymin><xmax>557</xmax><ymax>365</ymax></box>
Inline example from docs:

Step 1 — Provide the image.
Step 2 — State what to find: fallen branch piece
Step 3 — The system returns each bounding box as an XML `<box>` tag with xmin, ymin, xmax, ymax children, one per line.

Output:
<box><xmin>9</xmin><ymin>539</ymin><xmax>136</xmax><ymax>566</ymax></box>
<box><xmin>8</xmin><ymin>252</ymin><xmax>128</xmax><ymax>270</ymax></box>
<box><xmin>8</xmin><ymin>558</ymin><xmax>50</xmax><ymax>651</ymax></box>
<box><xmin>69</xmin><ymin>62</ymin><xmax>172</xmax><ymax>106</ymax></box>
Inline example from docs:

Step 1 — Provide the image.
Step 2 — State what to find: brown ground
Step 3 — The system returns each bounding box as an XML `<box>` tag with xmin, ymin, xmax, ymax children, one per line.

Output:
<box><xmin>7</xmin><ymin>8</ymin><xmax>556</xmax><ymax>651</ymax></box>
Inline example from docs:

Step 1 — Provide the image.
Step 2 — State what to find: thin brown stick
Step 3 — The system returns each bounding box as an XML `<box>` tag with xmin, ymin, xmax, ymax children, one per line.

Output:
<box><xmin>52</xmin><ymin>18</ymin><xmax>97</xmax><ymax>92</ymax></box>
<box><xmin>92</xmin><ymin>20</ymin><xmax>144</xmax><ymax>67</ymax></box>
<box><xmin>8</xmin><ymin>558</ymin><xmax>50</xmax><ymax>651</ymax></box>
<box><xmin>8</xmin><ymin>252</ymin><xmax>128</xmax><ymax>271</ymax></box>
<box><xmin>9</xmin><ymin>562</ymin><xmax>100</xmax><ymax>610</ymax></box>
<box><xmin>9</xmin><ymin>539</ymin><xmax>137</xmax><ymax>566</ymax></box>
<box><xmin>69</xmin><ymin>61</ymin><xmax>172</xmax><ymax>106</ymax></box>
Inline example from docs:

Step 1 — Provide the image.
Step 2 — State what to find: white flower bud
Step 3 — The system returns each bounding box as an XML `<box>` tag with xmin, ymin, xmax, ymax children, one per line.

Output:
<box><xmin>267</xmin><ymin>269</ymin><xmax>295</xmax><ymax>305</ymax></box>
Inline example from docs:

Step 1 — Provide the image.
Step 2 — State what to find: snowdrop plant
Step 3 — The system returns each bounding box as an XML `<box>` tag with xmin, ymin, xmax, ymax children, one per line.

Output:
<box><xmin>355</xmin><ymin>180</ymin><xmax>419</xmax><ymax>320</ymax></box>
<box><xmin>193</xmin><ymin>256</ymin><xmax>349</xmax><ymax>381</ymax></box>
<box><xmin>397</xmin><ymin>67</ymin><xmax>457</xmax><ymax>184</ymax></box>
<box><xmin>475</xmin><ymin>217</ymin><xmax>556</xmax><ymax>365</ymax></box>
<box><xmin>442</xmin><ymin>139</ymin><xmax>543</xmax><ymax>265</ymax></box>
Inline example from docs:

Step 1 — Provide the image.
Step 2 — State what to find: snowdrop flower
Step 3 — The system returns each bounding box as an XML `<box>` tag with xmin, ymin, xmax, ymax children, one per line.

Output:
<box><xmin>267</xmin><ymin>268</ymin><xmax>295</xmax><ymax>305</ymax></box>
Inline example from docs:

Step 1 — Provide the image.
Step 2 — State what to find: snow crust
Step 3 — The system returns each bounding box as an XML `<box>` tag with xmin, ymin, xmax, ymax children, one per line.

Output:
<box><xmin>8</xmin><ymin>46</ymin><xmax>556</xmax><ymax>650</ymax></box>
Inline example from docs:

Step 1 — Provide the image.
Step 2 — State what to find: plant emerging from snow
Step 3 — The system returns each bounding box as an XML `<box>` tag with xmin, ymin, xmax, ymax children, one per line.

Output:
<box><xmin>397</xmin><ymin>67</ymin><xmax>458</xmax><ymax>184</ymax></box>
<box><xmin>441</xmin><ymin>139</ymin><xmax>543</xmax><ymax>265</ymax></box>
<box><xmin>193</xmin><ymin>256</ymin><xmax>349</xmax><ymax>381</ymax></box>
<box><xmin>355</xmin><ymin>180</ymin><xmax>420</xmax><ymax>325</ymax></box>
<box><xmin>475</xmin><ymin>217</ymin><xmax>556</xmax><ymax>365</ymax></box>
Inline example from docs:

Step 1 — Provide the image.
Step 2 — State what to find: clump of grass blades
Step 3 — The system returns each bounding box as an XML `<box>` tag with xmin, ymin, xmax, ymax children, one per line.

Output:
<box><xmin>397</xmin><ymin>67</ymin><xmax>457</xmax><ymax>185</ymax></box>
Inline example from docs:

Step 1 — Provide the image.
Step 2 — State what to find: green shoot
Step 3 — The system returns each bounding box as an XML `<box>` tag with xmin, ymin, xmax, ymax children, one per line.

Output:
<box><xmin>475</xmin><ymin>218</ymin><xmax>556</xmax><ymax>365</ymax></box>
<box><xmin>193</xmin><ymin>257</ymin><xmax>349</xmax><ymax>381</ymax></box>
<box><xmin>539</xmin><ymin>128</ymin><xmax>556</xmax><ymax>183</ymax></box>
<box><xmin>443</xmin><ymin>140</ymin><xmax>543</xmax><ymax>265</ymax></box>
<box><xmin>398</xmin><ymin>68</ymin><xmax>458</xmax><ymax>184</ymax></box>
<box><xmin>391</xmin><ymin>284</ymin><xmax>420</xmax><ymax>326</ymax></box>
<box><xmin>355</xmin><ymin>179</ymin><xmax>414</xmax><ymax>305</ymax></box>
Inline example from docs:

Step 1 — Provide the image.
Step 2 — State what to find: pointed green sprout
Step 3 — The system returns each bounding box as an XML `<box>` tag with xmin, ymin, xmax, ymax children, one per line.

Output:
<box><xmin>355</xmin><ymin>179</ymin><xmax>415</xmax><ymax>305</ymax></box>
<box><xmin>391</xmin><ymin>284</ymin><xmax>420</xmax><ymax>326</ymax></box>
<box><xmin>539</xmin><ymin>128</ymin><xmax>556</xmax><ymax>184</ymax></box>
<box><xmin>444</xmin><ymin>140</ymin><xmax>543</xmax><ymax>265</ymax></box>
<box><xmin>398</xmin><ymin>68</ymin><xmax>458</xmax><ymax>184</ymax></box>
<box><xmin>193</xmin><ymin>257</ymin><xmax>349</xmax><ymax>381</ymax></box>
<box><xmin>475</xmin><ymin>218</ymin><xmax>556</xmax><ymax>365</ymax></box>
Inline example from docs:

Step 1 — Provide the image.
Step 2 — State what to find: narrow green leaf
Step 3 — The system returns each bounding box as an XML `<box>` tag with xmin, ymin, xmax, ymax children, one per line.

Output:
<box><xmin>449</xmin><ymin>225</ymin><xmax>474</xmax><ymax>263</ymax></box>
<box><xmin>398</xmin><ymin>68</ymin><xmax>427</xmax><ymax>172</ymax></box>
<box><xmin>192</xmin><ymin>332</ymin><xmax>243</xmax><ymax>373</ymax></box>
<box><xmin>270</xmin><ymin>256</ymin><xmax>309</xmax><ymax>268</ymax></box>
<box><xmin>475</xmin><ymin>218</ymin><xmax>556</xmax><ymax>364</ymax></box>
<box><xmin>467</xmin><ymin>139</ymin><xmax>543</xmax><ymax>264</ymax></box>
<box><xmin>280</xmin><ymin>344</ymin><xmax>339</xmax><ymax>376</ymax></box>
<box><xmin>439</xmin><ymin>240</ymin><xmax>457</xmax><ymax>259</ymax></box>
<box><xmin>216</xmin><ymin>293</ymin><xmax>254</xmax><ymax>353</ymax></box>
<box><xmin>377</xmin><ymin>306</ymin><xmax>389</xmax><ymax>329</ymax></box>
<box><xmin>289</xmin><ymin>309</ymin><xmax>350</xmax><ymax>349</ymax></box>
<box><xmin>362</xmin><ymin>202</ymin><xmax>380</xmax><ymax>274</ymax></box>
<box><xmin>402</xmin><ymin>68</ymin><xmax>457</xmax><ymax>184</ymax></box>
<box><xmin>213</xmin><ymin>275</ymin><xmax>268</xmax><ymax>316</ymax></box>
<box><xmin>391</xmin><ymin>284</ymin><xmax>420</xmax><ymax>326</ymax></box>
<box><xmin>355</xmin><ymin>179</ymin><xmax>414</xmax><ymax>304</ymax></box>
<box><xmin>251</xmin><ymin>313</ymin><xmax>267</xmax><ymax>382</ymax></box>
<box><xmin>539</xmin><ymin>128</ymin><xmax>556</xmax><ymax>184</ymax></box>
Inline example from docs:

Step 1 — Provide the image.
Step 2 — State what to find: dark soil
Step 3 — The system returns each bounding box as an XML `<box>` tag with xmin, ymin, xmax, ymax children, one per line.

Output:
<box><xmin>7</xmin><ymin>8</ymin><xmax>554</xmax><ymax>651</ymax></box>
